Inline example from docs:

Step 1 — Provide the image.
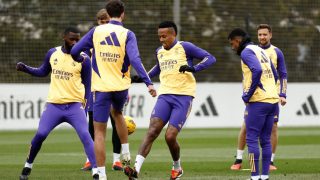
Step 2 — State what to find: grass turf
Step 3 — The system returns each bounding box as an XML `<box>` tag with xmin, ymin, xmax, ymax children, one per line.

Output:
<box><xmin>1</xmin><ymin>127</ymin><xmax>320</xmax><ymax>179</ymax></box>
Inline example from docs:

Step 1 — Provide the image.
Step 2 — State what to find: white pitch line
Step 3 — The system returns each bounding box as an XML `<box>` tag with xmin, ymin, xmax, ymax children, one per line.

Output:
<box><xmin>241</xmin><ymin>168</ymin><xmax>251</xmax><ymax>171</ymax></box>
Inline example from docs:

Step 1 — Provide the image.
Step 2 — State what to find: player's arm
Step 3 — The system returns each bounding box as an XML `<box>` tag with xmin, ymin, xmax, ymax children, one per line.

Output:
<box><xmin>148</xmin><ymin>51</ymin><xmax>161</xmax><ymax>78</ymax></box>
<box><xmin>16</xmin><ymin>48</ymin><xmax>55</xmax><ymax>77</ymax></box>
<box><xmin>240</xmin><ymin>48</ymin><xmax>263</xmax><ymax>103</ymax></box>
<box><xmin>132</xmin><ymin>50</ymin><xmax>161</xmax><ymax>83</ymax></box>
<box><xmin>71</xmin><ymin>28</ymin><xmax>95</xmax><ymax>62</ymax></box>
<box><xmin>80</xmin><ymin>54</ymin><xmax>92</xmax><ymax>112</ymax></box>
<box><xmin>148</xmin><ymin>63</ymin><xmax>160</xmax><ymax>78</ymax></box>
<box><xmin>179</xmin><ymin>42</ymin><xmax>216</xmax><ymax>73</ymax></box>
<box><xmin>275</xmin><ymin>48</ymin><xmax>287</xmax><ymax>98</ymax></box>
<box><xmin>83</xmin><ymin>49</ymin><xmax>92</xmax><ymax>57</ymax></box>
<box><xmin>126</xmin><ymin>31</ymin><xmax>153</xmax><ymax>86</ymax></box>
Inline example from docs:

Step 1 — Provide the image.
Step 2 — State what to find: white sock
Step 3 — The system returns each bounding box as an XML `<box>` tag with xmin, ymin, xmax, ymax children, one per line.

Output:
<box><xmin>97</xmin><ymin>166</ymin><xmax>106</xmax><ymax>177</ymax></box>
<box><xmin>173</xmin><ymin>159</ymin><xmax>181</xmax><ymax>170</ymax></box>
<box><xmin>251</xmin><ymin>175</ymin><xmax>260</xmax><ymax>180</ymax></box>
<box><xmin>92</xmin><ymin>167</ymin><xmax>98</xmax><ymax>175</ymax></box>
<box><xmin>86</xmin><ymin>158</ymin><xmax>90</xmax><ymax>163</ymax></box>
<box><xmin>134</xmin><ymin>155</ymin><xmax>145</xmax><ymax>174</ymax></box>
<box><xmin>113</xmin><ymin>153</ymin><xmax>121</xmax><ymax>163</ymax></box>
<box><xmin>24</xmin><ymin>162</ymin><xmax>33</xmax><ymax>168</ymax></box>
<box><xmin>236</xmin><ymin>149</ymin><xmax>244</xmax><ymax>160</ymax></box>
<box><xmin>271</xmin><ymin>153</ymin><xmax>275</xmax><ymax>162</ymax></box>
<box><xmin>121</xmin><ymin>143</ymin><xmax>130</xmax><ymax>154</ymax></box>
<box><xmin>261</xmin><ymin>175</ymin><xmax>269</xmax><ymax>180</ymax></box>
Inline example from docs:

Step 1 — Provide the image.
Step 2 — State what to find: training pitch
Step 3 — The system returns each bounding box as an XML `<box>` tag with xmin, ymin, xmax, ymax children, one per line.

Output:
<box><xmin>1</xmin><ymin>127</ymin><xmax>320</xmax><ymax>179</ymax></box>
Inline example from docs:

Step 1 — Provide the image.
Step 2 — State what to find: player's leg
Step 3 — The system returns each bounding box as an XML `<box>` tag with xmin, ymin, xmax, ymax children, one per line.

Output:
<box><xmin>124</xmin><ymin>95</ymin><xmax>170</xmax><ymax>179</ymax></box>
<box><xmin>270</xmin><ymin>104</ymin><xmax>279</xmax><ymax>171</ymax></box>
<box><xmin>93</xmin><ymin>91</ymin><xmax>112</xmax><ymax>179</ymax></box>
<box><xmin>81</xmin><ymin>110</ymin><xmax>94</xmax><ymax>171</ymax></box>
<box><xmin>245</xmin><ymin>102</ymin><xmax>268</xmax><ymax>180</ymax></box>
<box><xmin>110</xmin><ymin>114</ymin><xmax>123</xmax><ymax>171</ymax></box>
<box><xmin>124</xmin><ymin>117</ymin><xmax>166</xmax><ymax>179</ymax></box>
<box><xmin>110</xmin><ymin>89</ymin><xmax>130</xmax><ymax>165</ymax></box>
<box><xmin>165</xmin><ymin>95</ymin><xmax>192</xmax><ymax>180</ymax></box>
<box><xmin>231</xmin><ymin>121</ymin><xmax>246</xmax><ymax>170</ymax></box>
<box><xmin>93</xmin><ymin>121</ymin><xmax>107</xmax><ymax>179</ymax></box>
<box><xmin>166</xmin><ymin>125</ymin><xmax>183</xmax><ymax>180</ymax></box>
<box><xmin>66</xmin><ymin>102</ymin><xmax>98</xmax><ymax>178</ymax></box>
<box><xmin>20</xmin><ymin>103</ymin><xmax>63</xmax><ymax>180</ymax></box>
<box><xmin>259</xmin><ymin>103</ymin><xmax>277</xmax><ymax>180</ymax></box>
<box><xmin>270</xmin><ymin>122</ymin><xmax>278</xmax><ymax>169</ymax></box>
<box><xmin>88</xmin><ymin>111</ymin><xmax>95</xmax><ymax>140</ymax></box>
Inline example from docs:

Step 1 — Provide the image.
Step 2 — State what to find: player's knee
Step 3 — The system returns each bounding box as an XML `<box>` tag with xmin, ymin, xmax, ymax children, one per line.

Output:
<box><xmin>259</xmin><ymin>138</ymin><xmax>270</xmax><ymax>148</ymax></box>
<box><xmin>246</xmin><ymin>137</ymin><xmax>259</xmax><ymax>145</ymax></box>
<box><xmin>165</xmin><ymin>133</ymin><xmax>177</xmax><ymax>143</ymax></box>
<box><xmin>111</xmin><ymin>108</ymin><xmax>122</xmax><ymax>117</ymax></box>
<box><xmin>35</xmin><ymin>131</ymin><xmax>48</xmax><ymax>141</ymax></box>
<box><xmin>94</xmin><ymin>132</ymin><xmax>105</xmax><ymax>142</ymax></box>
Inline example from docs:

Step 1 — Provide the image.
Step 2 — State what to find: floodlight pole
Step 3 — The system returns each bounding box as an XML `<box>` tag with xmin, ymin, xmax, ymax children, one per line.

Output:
<box><xmin>173</xmin><ymin>0</ymin><xmax>181</xmax><ymax>40</ymax></box>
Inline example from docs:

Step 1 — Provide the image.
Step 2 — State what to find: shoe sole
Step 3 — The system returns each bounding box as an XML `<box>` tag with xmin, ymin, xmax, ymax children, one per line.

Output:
<box><xmin>81</xmin><ymin>167</ymin><xmax>92</xmax><ymax>171</ymax></box>
<box><xmin>112</xmin><ymin>166</ymin><xmax>123</xmax><ymax>171</ymax></box>
<box><xmin>19</xmin><ymin>175</ymin><xmax>28</xmax><ymax>180</ymax></box>
<box><xmin>170</xmin><ymin>170</ymin><xmax>183</xmax><ymax>180</ymax></box>
<box><xmin>124</xmin><ymin>166</ymin><xmax>138</xmax><ymax>179</ymax></box>
<box><xmin>230</xmin><ymin>164</ymin><xmax>242</xmax><ymax>170</ymax></box>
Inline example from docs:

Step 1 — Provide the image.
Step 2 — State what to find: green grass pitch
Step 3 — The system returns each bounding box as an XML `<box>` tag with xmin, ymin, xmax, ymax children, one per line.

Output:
<box><xmin>1</xmin><ymin>127</ymin><xmax>320</xmax><ymax>179</ymax></box>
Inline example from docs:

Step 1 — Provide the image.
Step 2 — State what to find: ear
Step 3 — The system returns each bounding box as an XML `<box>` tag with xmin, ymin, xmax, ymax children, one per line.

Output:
<box><xmin>120</xmin><ymin>12</ymin><xmax>125</xmax><ymax>20</ymax></box>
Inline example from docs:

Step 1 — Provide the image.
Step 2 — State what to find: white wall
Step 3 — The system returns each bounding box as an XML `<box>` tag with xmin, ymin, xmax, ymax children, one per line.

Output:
<box><xmin>0</xmin><ymin>83</ymin><xmax>319</xmax><ymax>130</ymax></box>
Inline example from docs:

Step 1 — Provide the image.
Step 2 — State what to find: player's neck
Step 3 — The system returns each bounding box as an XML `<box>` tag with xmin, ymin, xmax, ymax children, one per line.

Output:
<box><xmin>110</xmin><ymin>17</ymin><xmax>122</xmax><ymax>22</ymax></box>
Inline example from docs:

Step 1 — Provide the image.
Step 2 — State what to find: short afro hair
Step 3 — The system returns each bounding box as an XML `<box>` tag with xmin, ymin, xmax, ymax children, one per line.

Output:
<box><xmin>64</xmin><ymin>27</ymin><xmax>80</xmax><ymax>35</ymax></box>
<box><xmin>158</xmin><ymin>21</ymin><xmax>178</xmax><ymax>35</ymax></box>
<box><xmin>228</xmin><ymin>28</ymin><xmax>248</xmax><ymax>40</ymax></box>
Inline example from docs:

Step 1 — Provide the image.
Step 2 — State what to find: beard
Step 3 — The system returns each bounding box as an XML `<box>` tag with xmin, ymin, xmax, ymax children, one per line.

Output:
<box><xmin>65</xmin><ymin>44</ymin><xmax>73</xmax><ymax>52</ymax></box>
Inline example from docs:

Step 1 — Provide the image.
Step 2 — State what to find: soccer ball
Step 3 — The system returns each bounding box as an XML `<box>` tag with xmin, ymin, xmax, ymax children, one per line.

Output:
<box><xmin>124</xmin><ymin>115</ymin><xmax>136</xmax><ymax>135</ymax></box>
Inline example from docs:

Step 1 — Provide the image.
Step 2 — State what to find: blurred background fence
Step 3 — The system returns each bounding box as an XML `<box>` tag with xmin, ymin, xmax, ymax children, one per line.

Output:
<box><xmin>1</xmin><ymin>0</ymin><xmax>319</xmax><ymax>83</ymax></box>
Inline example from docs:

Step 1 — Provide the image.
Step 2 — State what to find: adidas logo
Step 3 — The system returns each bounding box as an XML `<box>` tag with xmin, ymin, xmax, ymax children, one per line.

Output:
<box><xmin>53</xmin><ymin>58</ymin><xmax>58</xmax><ymax>65</ymax></box>
<box><xmin>296</xmin><ymin>95</ymin><xmax>319</xmax><ymax>116</ymax></box>
<box><xmin>100</xmin><ymin>32</ymin><xmax>120</xmax><ymax>47</ymax></box>
<box><xmin>195</xmin><ymin>96</ymin><xmax>218</xmax><ymax>116</ymax></box>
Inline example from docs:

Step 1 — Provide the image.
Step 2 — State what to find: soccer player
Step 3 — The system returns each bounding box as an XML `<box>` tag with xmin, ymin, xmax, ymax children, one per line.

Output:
<box><xmin>16</xmin><ymin>27</ymin><xmax>99</xmax><ymax>180</ymax></box>
<box><xmin>230</xmin><ymin>24</ymin><xmax>287</xmax><ymax>171</ymax></box>
<box><xmin>228</xmin><ymin>28</ymin><xmax>279</xmax><ymax>180</ymax></box>
<box><xmin>124</xmin><ymin>21</ymin><xmax>216</xmax><ymax>180</ymax></box>
<box><xmin>81</xmin><ymin>8</ymin><xmax>124</xmax><ymax>172</ymax></box>
<box><xmin>71</xmin><ymin>1</ymin><xmax>156</xmax><ymax>179</ymax></box>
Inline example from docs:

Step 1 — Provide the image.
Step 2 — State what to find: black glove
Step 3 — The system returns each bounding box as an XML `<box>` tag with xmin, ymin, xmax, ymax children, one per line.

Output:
<box><xmin>179</xmin><ymin>65</ymin><xmax>195</xmax><ymax>73</ymax></box>
<box><xmin>131</xmin><ymin>75</ymin><xmax>143</xmax><ymax>83</ymax></box>
<box><xmin>16</xmin><ymin>62</ymin><xmax>28</xmax><ymax>72</ymax></box>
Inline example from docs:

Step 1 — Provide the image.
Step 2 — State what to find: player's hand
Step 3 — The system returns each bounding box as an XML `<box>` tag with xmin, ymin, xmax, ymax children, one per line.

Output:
<box><xmin>131</xmin><ymin>75</ymin><xmax>143</xmax><ymax>83</ymax></box>
<box><xmin>179</xmin><ymin>65</ymin><xmax>195</xmax><ymax>73</ymax></box>
<box><xmin>147</xmin><ymin>85</ymin><xmax>157</xmax><ymax>97</ymax></box>
<box><xmin>279</xmin><ymin>97</ymin><xmax>287</xmax><ymax>106</ymax></box>
<box><xmin>16</xmin><ymin>62</ymin><xmax>27</xmax><ymax>72</ymax></box>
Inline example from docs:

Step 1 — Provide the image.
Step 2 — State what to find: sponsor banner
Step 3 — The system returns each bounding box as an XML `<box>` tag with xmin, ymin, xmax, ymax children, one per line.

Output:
<box><xmin>0</xmin><ymin>84</ymin><xmax>48</xmax><ymax>130</ymax></box>
<box><xmin>0</xmin><ymin>83</ymin><xmax>319</xmax><ymax>130</ymax></box>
